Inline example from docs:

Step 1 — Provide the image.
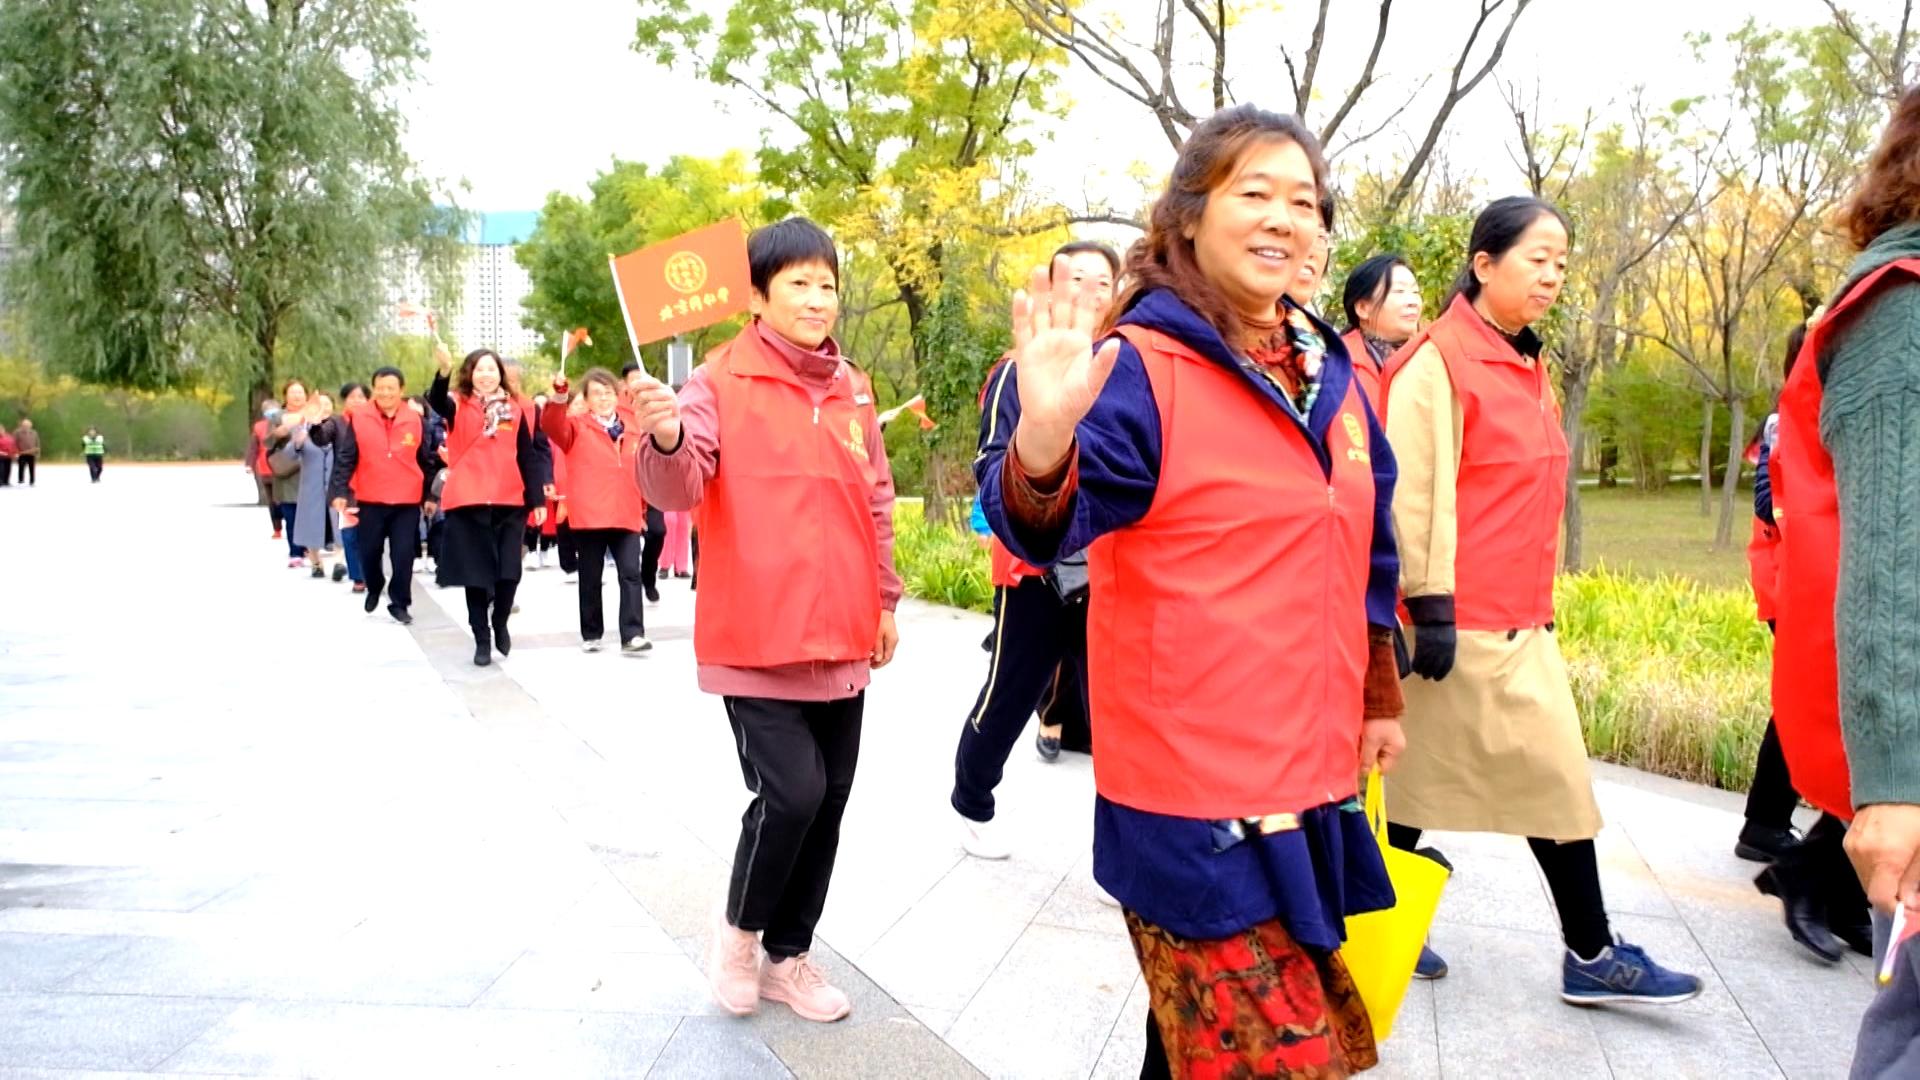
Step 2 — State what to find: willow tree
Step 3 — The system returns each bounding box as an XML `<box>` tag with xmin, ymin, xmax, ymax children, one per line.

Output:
<box><xmin>0</xmin><ymin>0</ymin><xmax>458</xmax><ymax>404</ymax></box>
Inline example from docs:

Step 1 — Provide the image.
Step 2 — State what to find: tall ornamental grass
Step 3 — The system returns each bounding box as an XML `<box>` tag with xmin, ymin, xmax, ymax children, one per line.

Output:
<box><xmin>1556</xmin><ymin>569</ymin><xmax>1773</xmax><ymax>792</ymax></box>
<box><xmin>890</xmin><ymin>507</ymin><xmax>1774</xmax><ymax>793</ymax></box>
<box><xmin>893</xmin><ymin>504</ymin><xmax>993</xmax><ymax>613</ymax></box>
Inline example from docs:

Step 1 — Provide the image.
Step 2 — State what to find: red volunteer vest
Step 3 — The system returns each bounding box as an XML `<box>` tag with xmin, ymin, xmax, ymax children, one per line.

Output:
<box><xmin>251</xmin><ymin>419</ymin><xmax>272</xmax><ymax>476</ymax></box>
<box><xmin>543</xmin><ymin>404</ymin><xmax>646</xmax><ymax>532</ymax></box>
<box><xmin>1342</xmin><ymin>328</ymin><xmax>1384</xmax><ymax>409</ymax></box>
<box><xmin>693</xmin><ymin>324</ymin><xmax>884</xmax><ymax>668</ymax></box>
<box><xmin>1770</xmin><ymin>258</ymin><xmax>1920</xmax><ymax>821</ymax></box>
<box><xmin>1380</xmin><ymin>294</ymin><xmax>1566</xmax><ymax>631</ymax></box>
<box><xmin>978</xmin><ymin>356</ymin><xmax>1042</xmax><ymax>586</ymax></box>
<box><xmin>1089</xmin><ymin>323</ymin><xmax>1375</xmax><ymax>819</ymax></box>
<box><xmin>343</xmin><ymin>403</ymin><xmax>425</xmax><ymax>505</ymax></box>
<box><xmin>1747</xmin><ymin>515</ymin><xmax>1781</xmax><ymax>624</ymax></box>
<box><xmin>442</xmin><ymin>395</ymin><xmax>532</xmax><ymax>511</ymax></box>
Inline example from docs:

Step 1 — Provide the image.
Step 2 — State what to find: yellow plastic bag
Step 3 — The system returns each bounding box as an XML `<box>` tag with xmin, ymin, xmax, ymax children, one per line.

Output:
<box><xmin>1340</xmin><ymin>768</ymin><xmax>1450</xmax><ymax>1041</ymax></box>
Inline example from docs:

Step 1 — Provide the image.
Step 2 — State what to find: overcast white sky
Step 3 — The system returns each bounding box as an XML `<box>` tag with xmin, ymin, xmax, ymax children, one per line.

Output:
<box><xmin>400</xmin><ymin>0</ymin><xmax>1841</xmax><ymax>217</ymax></box>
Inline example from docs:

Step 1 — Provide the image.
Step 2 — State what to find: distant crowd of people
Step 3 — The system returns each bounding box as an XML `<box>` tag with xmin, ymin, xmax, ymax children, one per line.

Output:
<box><xmin>243</xmin><ymin>356</ymin><xmax>694</xmax><ymax>664</ymax></box>
<box><xmin>0</xmin><ymin>417</ymin><xmax>105</xmax><ymax>485</ymax></box>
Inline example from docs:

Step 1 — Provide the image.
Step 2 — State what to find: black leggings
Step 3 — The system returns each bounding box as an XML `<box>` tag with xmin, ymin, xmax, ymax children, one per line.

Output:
<box><xmin>463</xmin><ymin>579</ymin><xmax>520</xmax><ymax>638</ymax></box>
<box><xmin>1388</xmin><ymin>824</ymin><xmax>1613</xmax><ymax>959</ymax></box>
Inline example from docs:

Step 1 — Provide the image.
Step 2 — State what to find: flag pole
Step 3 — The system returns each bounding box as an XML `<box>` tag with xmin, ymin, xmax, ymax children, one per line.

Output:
<box><xmin>608</xmin><ymin>253</ymin><xmax>647</xmax><ymax>377</ymax></box>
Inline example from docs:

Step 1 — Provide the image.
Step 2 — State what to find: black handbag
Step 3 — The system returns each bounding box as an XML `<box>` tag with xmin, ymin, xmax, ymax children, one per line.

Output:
<box><xmin>1046</xmin><ymin>548</ymin><xmax>1090</xmax><ymax>603</ymax></box>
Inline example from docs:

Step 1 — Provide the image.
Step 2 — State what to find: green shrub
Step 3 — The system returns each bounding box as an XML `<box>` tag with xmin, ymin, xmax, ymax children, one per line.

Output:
<box><xmin>891</xmin><ymin>512</ymin><xmax>1773</xmax><ymax>795</ymax></box>
<box><xmin>893</xmin><ymin>502</ymin><xmax>993</xmax><ymax>613</ymax></box>
<box><xmin>1556</xmin><ymin>569</ymin><xmax>1772</xmax><ymax>791</ymax></box>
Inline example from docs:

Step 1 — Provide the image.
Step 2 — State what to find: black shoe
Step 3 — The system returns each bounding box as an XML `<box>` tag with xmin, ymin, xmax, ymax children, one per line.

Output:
<box><xmin>1035</xmin><ymin>731</ymin><xmax>1061</xmax><ymax>762</ymax></box>
<box><xmin>1736</xmin><ymin>822</ymin><xmax>1801</xmax><ymax>863</ymax></box>
<box><xmin>364</xmin><ymin>588</ymin><xmax>381</xmax><ymax>614</ymax></box>
<box><xmin>388</xmin><ymin>604</ymin><xmax>412</xmax><ymax>626</ymax></box>
<box><xmin>473</xmin><ymin>628</ymin><xmax>491</xmax><ymax>666</ymax></box>
<box><xmin>311</xmin><ymin>565</ymin><xmax>325</xmax><ymax>579</ymax></box>
<box><xmin>332</xmin><ymin>563</ymin><xmax>347</xmax><ymax>582</ymax></box>
<box><xmin>1831</xmin><ymin>916</ymin><xmax>1873</xmax><ymax>958</ymax></box>
<box><xmin>644</xmin><ymin>583</ymin><xmax>661</xmax><ymax>604</ymax></box>
<box><xmin>1755</xmin><ymin>864</ymin><xmax>1845</xmax><ymax>963</ymax></box>
<box><xmin>492</xmin><ymin>622</ymin><xmax>511</xmax><ymax>657</ymax></box>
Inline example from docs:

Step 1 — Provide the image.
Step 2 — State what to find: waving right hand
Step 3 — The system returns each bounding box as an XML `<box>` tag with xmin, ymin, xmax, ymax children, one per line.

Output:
<box><xmin>1010</xmin><ymin>257</ymin><xmax>1121</xmax><ymax>473</ymax></box>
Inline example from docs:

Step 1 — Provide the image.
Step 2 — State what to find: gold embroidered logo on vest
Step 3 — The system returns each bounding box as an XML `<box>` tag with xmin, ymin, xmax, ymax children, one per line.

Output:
<box><xmin>845</xmin><ymin>417</ymin><xmax>869</xmax><ymax>462</ymax></box>
<box><xmin>1342</xmin><ymin>412</ymin><xmax>1370</xmax><ymax>463</ymax></box>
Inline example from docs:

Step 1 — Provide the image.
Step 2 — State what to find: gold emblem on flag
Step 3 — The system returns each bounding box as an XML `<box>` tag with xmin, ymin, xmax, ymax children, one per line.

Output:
<box><xmin>664</xmin><ymin>251</ymin><xmax>708</xmax><ymax>295</ymax></box>
<box><xmin>1342</xmin><ymin>412</ymin><xmax>1365</xmax><ymax>448</ymax></box>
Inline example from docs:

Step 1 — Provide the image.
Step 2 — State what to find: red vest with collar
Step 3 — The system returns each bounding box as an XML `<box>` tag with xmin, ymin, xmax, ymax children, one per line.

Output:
<box><xmin>1380</xmin><ymin>293</ymin><xmax>1567</xmax><ymax>632</ymax></box>
<box><xmin>1088</xmin><ymin>322</ymin><xmax>1375</xmax><ymax>818</ymax></box>
<box><xmin>1770</xmin><ymin>258</ymin><xmax>1920</xmax><ymax>821</ymax></box>
<box><xmin>442</xmin><ymin>395</ymin><xmax>533</xmax><ymax>510</ymax></box>
<box><xmin>342</xmin><ymin>403</ymin><xmax>425</xmax><ymax>505</ymax></box>
<box><xmin>693</xmin><ymin>323</ymin><xmax>883</xmax><ymax>668</ymax></box>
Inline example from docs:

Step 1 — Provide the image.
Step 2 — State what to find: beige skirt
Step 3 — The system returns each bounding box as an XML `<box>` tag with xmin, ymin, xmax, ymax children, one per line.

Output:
<box><xmin>1389</xmin><ymin>626</ymin><xmax>1603</xmax><ymax>841</ymax></box>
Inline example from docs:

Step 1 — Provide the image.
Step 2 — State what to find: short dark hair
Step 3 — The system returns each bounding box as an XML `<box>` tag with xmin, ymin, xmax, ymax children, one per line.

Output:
<box><xmin>579</xmin><ymin>367</ymin><xmax>620</xmax><ymax>399</ymax></box>
<box><xmin>1448</xmin><ymin>196</ymin><xmax>1575</xmax><ymax>306</ymax></box>
<box><xmin>340</xmin><ymin>381</ymin><xmax>370</xmax><ymax>400</ymax></box>
<box><xmin>369</xmin><ymin>367</ymin><xmax>405</xmax><ymax>388</ymax></box>
<box><xmin>748</xmin><ymin>217</ymin><xmax>839</xmax><ymax>296</ymax></box>
<box><xmin>620</xmin><ymin>360</ymin><xmax>642</xmax><ymax>377</ymax></box>
<box><xmin>1052</xmin><ymin>240</ymin><xmax>1121</xmax><ymax>278</ymax></box>
<box><xmin>1319</xmin><ymin>187</ymin><xmax>1337</xmax><ymax>234</ymax></box>
<box><xmin>1783</xmin><ymin>322</ymin><xmax>1808</xmax><ymax>381</ymax></box>
<box><xmin>1341</xmin><ymin>253</ymin><xmax>1415</xmax><ymax>332</ymax></box>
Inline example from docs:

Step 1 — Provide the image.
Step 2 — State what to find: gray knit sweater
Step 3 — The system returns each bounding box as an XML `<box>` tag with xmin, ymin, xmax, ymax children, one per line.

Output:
<box><xmin>1821</xmin><ymin>221</ymin><xmax>1920</xmax><ymax>809</ymax></box>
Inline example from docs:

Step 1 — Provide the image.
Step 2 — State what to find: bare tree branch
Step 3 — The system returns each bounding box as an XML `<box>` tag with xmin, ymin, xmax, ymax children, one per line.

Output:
<box><xmin>1317</xmin><ymin>0</ymin><xmax>1394</xmax><ymax>149</ymax></box>
<box><xmin>1279</xmin><ymin>0</ymin><xmax>1333</xmax><ymax>118</ymax></box>
<box><xmin>1383</xmin><ymin>0</ymin><xmax>1535</xmax><ymax>218</ymax></box>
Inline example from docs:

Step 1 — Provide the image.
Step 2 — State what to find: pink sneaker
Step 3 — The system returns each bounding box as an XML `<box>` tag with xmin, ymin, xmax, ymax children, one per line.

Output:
<box><xmin>759</xmin><ymin>954</ymin><xmax>852</xmax><ymax>1022</ymax></box>
<box><xmin>706</xmin><ymin>915</ymin><xmax>761</xmax><ymax>1016</ymax></box>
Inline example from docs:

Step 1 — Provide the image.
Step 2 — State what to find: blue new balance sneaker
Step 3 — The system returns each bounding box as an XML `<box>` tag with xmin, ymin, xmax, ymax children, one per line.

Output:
<box><xmin>1414</xmin><ymin>943</ymin><xmax>1448</xmax><ymax>980</ymax></box>
<box><xmin>1561</xmin><ymin>938</ymin><xmax>1703</xmax><ymax>1006</ymax></box>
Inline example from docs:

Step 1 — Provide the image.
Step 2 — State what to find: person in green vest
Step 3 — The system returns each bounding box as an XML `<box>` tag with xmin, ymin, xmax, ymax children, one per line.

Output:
<box><xmin>82</xmin><ymin>427</ymin><xmax>105</xmax><ymax>482</ymax></box>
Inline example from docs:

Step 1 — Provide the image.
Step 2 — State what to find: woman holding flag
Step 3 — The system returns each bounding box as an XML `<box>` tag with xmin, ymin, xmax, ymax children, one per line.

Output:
<box><xmin>429</xmin><ymin>342</ymin><xmax>550</xmax><ymax>666</ymax></box>
<box><xmin>633</xmin><ymin>216</ymin><xmax>901</xmax><ymax>1024</ymax></box>
<box><xmin>543</xmin><ymin>367</ymin><xmax>651</xmax><ymax>654</ymax></box>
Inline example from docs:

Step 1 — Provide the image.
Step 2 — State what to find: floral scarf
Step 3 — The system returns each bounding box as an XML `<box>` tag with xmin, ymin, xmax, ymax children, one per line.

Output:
<box><xmin>477</xmin><ymin>390</ymin><xmax>513</xmax><ymax>438</ymax></box>
<box><xmin>1241</xmin><ymin>304</ymin><xmax>1327</xmax><ymax>415</ymax></box>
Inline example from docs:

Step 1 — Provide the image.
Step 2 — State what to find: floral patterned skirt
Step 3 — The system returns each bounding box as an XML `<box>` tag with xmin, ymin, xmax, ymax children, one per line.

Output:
<box><xmin>1127</xmin><ymin>911</ymin><xmax>1377</xmax><ymax>1079</ymax></box>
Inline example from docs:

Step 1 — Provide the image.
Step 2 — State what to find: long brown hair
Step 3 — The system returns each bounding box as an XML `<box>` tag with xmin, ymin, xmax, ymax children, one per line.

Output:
<box><xmin>1111</xmin><ymin>104</ymin><xmax>1329</xmax><ymax>348</ymax></box>
<box><xmin>1841</xmin><ymin>85</ymin><xmax>1920</xmax><ymax>250</ymax></box>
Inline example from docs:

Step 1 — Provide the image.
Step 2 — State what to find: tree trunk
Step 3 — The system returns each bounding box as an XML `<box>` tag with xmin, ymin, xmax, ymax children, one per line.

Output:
<box><xmin>1559</xmin><ymin>367</ymin><xmax>1592</xmax><ymax>573</ymax></box>
<box><xmin>1717</xmin><ymin>396</ymin><xmax>1745</xmax><ymax>548</ymax></box>
<box><xmin>1698</xmin><ymin>396</ymin><xmax>1715</xmax><ymax>516</ymax></box>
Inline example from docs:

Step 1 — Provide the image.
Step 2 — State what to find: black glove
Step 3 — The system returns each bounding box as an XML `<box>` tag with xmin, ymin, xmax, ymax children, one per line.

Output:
<box><xmin>1404</xmin><ymin>595</ymin><xmax>1456</xmax><ymax>681</ymax></box>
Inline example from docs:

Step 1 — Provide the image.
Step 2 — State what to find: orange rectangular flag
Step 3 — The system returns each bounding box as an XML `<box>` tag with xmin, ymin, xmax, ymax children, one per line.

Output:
<box><xmin>609</xmin><ymin>219</ymin><xmax>753</xmax><ymax>350</ymax></box>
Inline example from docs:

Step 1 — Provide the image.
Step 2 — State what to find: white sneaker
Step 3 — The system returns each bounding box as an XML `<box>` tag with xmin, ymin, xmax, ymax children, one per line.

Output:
<box><xmin>538</xmin><ymin>549</ymin><xmax>549</xmax><ymax>569</ymax></box>
<box><xmin>581</xmin><ymin>640</ymin><xmax>603</xmax><ymax>653</ymax></box>
<box><xmin>622</xmin><ymin>637</ymin><xmax>653</xmax><ymax>654</ymax></box>
<box><xmin>959</xmin><ymin>814</ymin><xmax>1011</xmax><ymax>860</ymax></box>
<box><xmin>563</xmin><ymin>573</ymin><xmax>577</xmax><ymax>585</ymax></box>
<box><xmin>1092</xmin><ymin>883</ymin><xmax>1122</xmax><ymax>908</ymax></box>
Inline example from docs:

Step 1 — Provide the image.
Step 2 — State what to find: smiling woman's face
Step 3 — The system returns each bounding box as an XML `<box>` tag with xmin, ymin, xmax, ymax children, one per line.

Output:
<box><xmin>1190</xmin><ymin>137</ymin><xmax>1322</xmax><ymax>324</ymax></box>
<box><xmin>751</xmin><ymin>259</ymin><xmax>840</xmax><ymax>350</ymax></box>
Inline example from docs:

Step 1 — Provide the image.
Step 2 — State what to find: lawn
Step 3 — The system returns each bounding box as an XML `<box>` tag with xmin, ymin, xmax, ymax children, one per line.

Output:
<box><xmin>1575</xmin><ymin>484</ymin><xmax>1752</xmax><ymax>591</ymax></box>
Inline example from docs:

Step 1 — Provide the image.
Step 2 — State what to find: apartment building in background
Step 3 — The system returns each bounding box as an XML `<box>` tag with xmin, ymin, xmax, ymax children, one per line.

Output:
<box><xmin>388</xmin><ymin>210</ymin><xmax>543</xmax><ymax>358</ymax></box>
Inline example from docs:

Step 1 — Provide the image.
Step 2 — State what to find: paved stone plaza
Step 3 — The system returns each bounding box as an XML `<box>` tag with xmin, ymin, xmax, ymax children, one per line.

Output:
<box><xmin>0</xmin><ymin>464</ymin><xmax>1876</xmax><ymax>1077</ymax></box>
